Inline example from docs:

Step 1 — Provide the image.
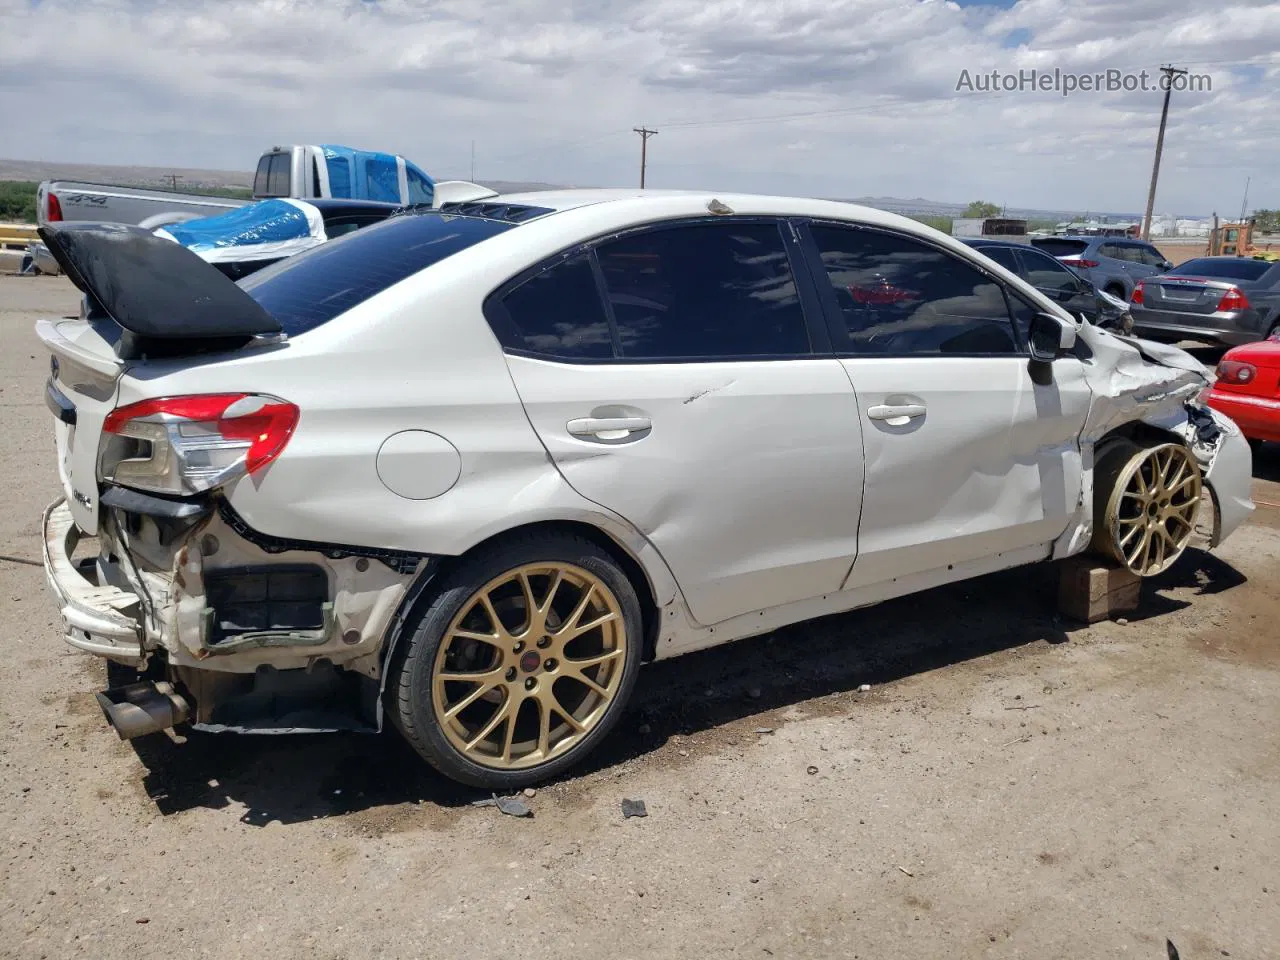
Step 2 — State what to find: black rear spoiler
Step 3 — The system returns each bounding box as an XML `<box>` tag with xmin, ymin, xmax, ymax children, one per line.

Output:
<box><xmin>38</xmin><ymin>223</ymin><xmax>282</xmax><ymax>339</ymax></box>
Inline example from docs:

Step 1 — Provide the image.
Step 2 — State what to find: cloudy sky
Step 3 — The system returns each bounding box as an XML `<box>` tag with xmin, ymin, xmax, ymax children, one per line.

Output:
<box><xmin>0</xmin><ymin>0</ymin><xmax>1276</xmax><ymax>214</ymax></box>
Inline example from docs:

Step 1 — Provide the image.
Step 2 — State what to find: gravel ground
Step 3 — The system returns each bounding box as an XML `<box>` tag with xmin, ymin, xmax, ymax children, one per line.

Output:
<box><xmin>1</xmin><ymin>275</ymin><xmax>1278</xmax><ymax>960</ymax></box>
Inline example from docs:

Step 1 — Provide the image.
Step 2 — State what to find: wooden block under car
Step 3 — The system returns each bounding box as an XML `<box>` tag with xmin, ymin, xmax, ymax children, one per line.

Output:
<box><xmin>1057</xmin><ymin>556</ymin><xmax>1141</xmax><ymax>624</ymax></box>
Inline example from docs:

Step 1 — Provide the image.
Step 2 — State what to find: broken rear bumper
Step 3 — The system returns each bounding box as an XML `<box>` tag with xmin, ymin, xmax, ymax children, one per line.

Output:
<box><xmin>41</xmin><ymin>498</ymin><xmax>145</xmax><ymax>663</ymax></box>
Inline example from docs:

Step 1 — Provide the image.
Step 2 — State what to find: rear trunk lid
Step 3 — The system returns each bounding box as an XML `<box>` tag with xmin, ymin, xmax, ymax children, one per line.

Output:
<box><xmin>34</xmin><ymin>222</ymin><xmax>283</xmax><ymax>534</ymax></box>
<box><xmin>1140</xmin><ymin>275</ymin><xmax>1238</xmax><ymax>315</ymax></box>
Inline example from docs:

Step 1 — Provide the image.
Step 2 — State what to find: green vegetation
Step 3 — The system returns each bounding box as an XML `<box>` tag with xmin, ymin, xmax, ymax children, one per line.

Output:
<box><xmin>962</xmin><ymin>201</ymin><xmax>1001</xmax><ymax>219</ymax></box>
<box><xmin>0</xmin><ymin>180</ymin><xmax>40</xmax><ymax>223</ymax></box>
<box><xmin>1253</xmin><ymin>209</ymin><xmax>1280</xmax><ymax>234</ymax></box>
<box><xmin>910</xmin><ymin>214</ymin><xmax>954</xmax><ymax>234</ymax></box>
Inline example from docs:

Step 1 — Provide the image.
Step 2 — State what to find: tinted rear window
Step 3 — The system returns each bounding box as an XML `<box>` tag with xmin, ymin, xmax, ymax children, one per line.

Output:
<box><xmin>239</xmin><ymin>213</ymin><xmax>513</xmax><ymax>335</ymax></box>
<box><xmin>1031</xmin><ymin>238</ymin><xmax>1089</xmax><ymax>257</ymax></box>
<box><xmin>258</xmin><ymin>153</ymin><xmax>290</xmax><ymax>198</ymax></box>
<box><xmin>1171</xmin><ymin>258</ymin><xmax>1272</xmax><ymax>282</ymax></box>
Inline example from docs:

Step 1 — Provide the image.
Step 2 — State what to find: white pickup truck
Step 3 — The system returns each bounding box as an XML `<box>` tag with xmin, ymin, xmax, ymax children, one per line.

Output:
<box><xmin>28</xmin><ymin>144</ymin><xmax>438</xmax><ymax>273</ymax></box>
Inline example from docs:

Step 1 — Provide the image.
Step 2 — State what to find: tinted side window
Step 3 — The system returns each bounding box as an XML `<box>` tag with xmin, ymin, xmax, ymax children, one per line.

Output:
<box><xmin>1098</xmin><ymin>243</ymin><xmax>1123</xmax><ymax>259</ymax></box>
<box><xmin>595</xmin><ymin>222</ymin><xmax>810</xmax><ymax>359</ymax></box>
<box><xmin>1017</xmin><ymin>248</ymin><xmax>1080</xmax><ymax>294</ymax></box>
<box><xmin>253</xmin><ymin>155</ymin><xmax>273</xmax><ymax>197</ymax></box>
<box><xmin>1137</xmin><ymin>244</ymin><xmax>1167</xmax><ymax>267</ymax></box>
<box><xmin>265</xmin><ymin>153</ymin><xmax>290</xmax><ymax>197</ymax></box>
<box><xmin>810</xmin><ymin>225</ymin><xmax>1020</xmax><ymax>355</ymax></box>
<box><xmin>500</xmin><ymin>255</ymin><xmax>614</xmax><ymax>360</ymax></box>
<box><xmin>976</xmin><ymin>246</ymin><xmax>1021</xmax><ymax>274</ymax></box>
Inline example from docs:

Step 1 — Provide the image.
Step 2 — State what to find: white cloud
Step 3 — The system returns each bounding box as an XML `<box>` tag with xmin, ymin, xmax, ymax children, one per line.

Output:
<box><xmin>0</xmin><ymin>0</ymin><xmax>1276</xmax><ymax>214</ymax></box>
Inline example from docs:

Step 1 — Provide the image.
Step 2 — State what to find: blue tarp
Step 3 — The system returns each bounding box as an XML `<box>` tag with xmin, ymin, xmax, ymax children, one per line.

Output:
<box><xmin>158</xmin><ymin>199</ymin><xmax>325</xmax><ymax>263</ymax></box>
<box><xmin>319</xmin><ymin>144</ymin><xmax>435</xmax><ymax>206</ymax></box>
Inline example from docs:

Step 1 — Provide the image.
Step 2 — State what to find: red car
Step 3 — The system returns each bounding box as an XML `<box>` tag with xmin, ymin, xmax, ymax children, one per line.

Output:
<box><xmin>1206</xmin><ymin>332</ymin><xmax>1280</xmax><ymax>445</ymax></box>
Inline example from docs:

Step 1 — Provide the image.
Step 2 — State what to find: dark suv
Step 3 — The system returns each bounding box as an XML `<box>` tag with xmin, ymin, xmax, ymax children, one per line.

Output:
<box><xmin>1030</xmin><ymin>236</ymin><xmax>1172</xmax><ymax>301</ymax></box>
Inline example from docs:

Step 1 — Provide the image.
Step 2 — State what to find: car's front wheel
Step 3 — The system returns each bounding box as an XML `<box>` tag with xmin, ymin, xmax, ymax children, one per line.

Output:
<box><xmin>389</xmin><ymin>532</ymin><xmax>643</xmax><ymax>789</ymax></box>
<box><xmin>1091</xmin><ymin>439</ymin><xmax>1203</xmax><ymax>576</ymax></box>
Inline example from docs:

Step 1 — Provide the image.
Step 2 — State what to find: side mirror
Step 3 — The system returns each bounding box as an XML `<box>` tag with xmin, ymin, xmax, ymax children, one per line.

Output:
<box><xmin>1028</xmin><ymin>311</ymin><xmax>1075</xmax><ymax>363</ymax></box>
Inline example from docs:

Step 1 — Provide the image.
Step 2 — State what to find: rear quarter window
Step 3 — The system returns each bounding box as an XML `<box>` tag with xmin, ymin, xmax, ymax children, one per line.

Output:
<box><xmin>260</xmin><ymin>153</ymin><xmax>290</xmax><ymax>198</ymax></box>
<box><xmin>238</xmin><ymin>213</ymin><xmax>513</xmax><ymax>335</ymax></box>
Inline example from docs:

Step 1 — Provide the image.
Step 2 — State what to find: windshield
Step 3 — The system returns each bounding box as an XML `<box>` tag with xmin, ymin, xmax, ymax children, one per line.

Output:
<box><xmin>239</xmin><ymin>212</ymin><xmax>514</xmax><ymax>335</ymax></box>
<box><xmin>1170</xmin><ymin>258</ymin><xmax>1273</xmax><ymax>283</ymax></box>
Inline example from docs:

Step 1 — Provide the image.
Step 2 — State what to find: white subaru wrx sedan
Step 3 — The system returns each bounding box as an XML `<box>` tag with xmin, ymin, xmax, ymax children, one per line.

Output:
<box><xmin>37</xmin><ymin>188</ymin><xmax>1254</xmax><ymax>789</ymax></box>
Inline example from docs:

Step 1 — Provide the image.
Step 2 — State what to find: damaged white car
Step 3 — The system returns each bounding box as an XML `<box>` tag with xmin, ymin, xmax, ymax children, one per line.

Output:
<box><xmin>37</xmin><ymin>190</ymin><xmax>1254</xmax><ymax>789</ymax></box>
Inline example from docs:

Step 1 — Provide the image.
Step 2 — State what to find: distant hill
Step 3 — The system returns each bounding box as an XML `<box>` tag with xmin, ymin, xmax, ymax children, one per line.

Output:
<box><xmin>840</xmin><ymin>195</ymin><xmax>1146</xmax><ymax>222</ymax></box>
<box><xmin>0</xmin><ymin>157</ymin><xmax>254</xmax><ymax>190</ymax></box>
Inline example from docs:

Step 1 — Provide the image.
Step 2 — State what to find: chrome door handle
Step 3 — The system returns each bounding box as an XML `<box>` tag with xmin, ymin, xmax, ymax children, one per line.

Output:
<box><xmin>566</xmin><ymin>416</ymin><xmax>652</xmax><ymax>441</ymax></box>
<box><xmin>867</xmin><ymin>403</ymin><xmax>926</xmax><ymax>425</ymax></box>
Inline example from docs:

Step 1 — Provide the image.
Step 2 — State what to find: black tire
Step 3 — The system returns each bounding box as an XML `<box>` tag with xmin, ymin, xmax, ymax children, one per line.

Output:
<box><xmin>388</xmin><ymin>531</ymin><xmax>644</xmax><ymax>789</ymax></box>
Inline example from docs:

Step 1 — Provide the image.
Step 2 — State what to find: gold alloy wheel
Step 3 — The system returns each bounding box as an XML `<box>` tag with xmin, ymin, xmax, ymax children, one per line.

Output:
<box><xmin>1097</xmin><ymin>442</ymin><xmax>1202</xmax><ymax>577</ymax></box>
<box><xmin>430</xmin><ymin>562</ymin><xmax>628</xmax><ymax>770</ymax></box>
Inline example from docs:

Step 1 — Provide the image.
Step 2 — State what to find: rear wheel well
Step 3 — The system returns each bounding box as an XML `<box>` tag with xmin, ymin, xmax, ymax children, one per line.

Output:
<box><xmin>1103</xmin><ymin>281</ymin><xmax>1128</xmax><ymax>298</ymax></box>
<box><xmin>430</xmin><ymin>520</ymin><xmax>661</xmax><ymax>662</ymax></box>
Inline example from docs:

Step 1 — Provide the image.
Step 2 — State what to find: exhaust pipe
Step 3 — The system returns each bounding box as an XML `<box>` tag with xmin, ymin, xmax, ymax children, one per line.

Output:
<box><xmin>95</xmin><ymin>681</ymin><xmax>190</xmax><ymax>739</ymax></box>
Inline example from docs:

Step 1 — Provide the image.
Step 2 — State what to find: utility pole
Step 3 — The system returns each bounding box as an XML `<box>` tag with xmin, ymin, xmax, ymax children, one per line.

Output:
<box><xmin>1141</xmin><ymin>64</ymin><xmax>1187</xmax><ymax>241</ymax></box>
<box><xmin>1238</xmin><ymin>176</ymin><xmax>1251</xmax><ymax>225</ymax></box>
<box><xmin>168</xmin><ymin>173</ymin><xmax>183</xmax><ymax>191</ymax></box>
<box><xmin>633</xmin><ymin>127</ymin><xmax>657</xmax><ymax>189</ymax></box>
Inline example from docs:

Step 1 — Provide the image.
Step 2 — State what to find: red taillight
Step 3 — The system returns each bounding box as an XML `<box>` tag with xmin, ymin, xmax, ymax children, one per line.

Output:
<box><xmin>102</xmin><ymin>393</ymin><xmax>298</xmax><ymax>495</ymax></box>
<box><xmin>1130</xmin><ymin>281</ymin><xmax>1145</xmax><ymax>305</ymax></box>
<box><xmin>46</xmin><ymin>192</ymin><xmax>63</xmax><ymax>222</ymax></box>
<box><xmin>1216</xmin><ymin>360</ymin><xmax>1256</xmax><ymax>385</ymax></box>
<box><xmin>1060</xmin><ymin>257</ymin><xmax>1100</xmax><ymax>269</ymax></box>
<box><xmin>1216</xmin><ymin>287</ymin><xmax>1249</xmax><ymax>312</ymax></box>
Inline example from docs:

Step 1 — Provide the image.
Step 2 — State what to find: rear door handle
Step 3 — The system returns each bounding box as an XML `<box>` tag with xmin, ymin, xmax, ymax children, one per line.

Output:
<box><xmin>867</xmin><ymin>403</ymin><xmax>926</xmax><ymax>425</ymax></box>
<box><xmin>566</xmin><ymin>416</ymin><xmax>652</xmax><ymax>442</ymax></box>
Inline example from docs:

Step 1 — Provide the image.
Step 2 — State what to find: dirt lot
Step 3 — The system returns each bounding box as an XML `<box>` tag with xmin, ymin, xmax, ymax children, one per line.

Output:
<box><xmin>1</xmin><ymin>274</ymin><xmax>1278</xmax><ymax>960</ymax></box>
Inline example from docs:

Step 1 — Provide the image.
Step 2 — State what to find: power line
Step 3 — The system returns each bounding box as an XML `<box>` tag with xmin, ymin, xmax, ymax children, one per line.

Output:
<box><xmin>1141</xmin><ymin>64</ymin><xmax>1187</xmax><ymax>241</ymax></box>
<box><xmin>633</xmin><ymin>126</ymin><xmax>658</xmax><ymax>188</ymax></box>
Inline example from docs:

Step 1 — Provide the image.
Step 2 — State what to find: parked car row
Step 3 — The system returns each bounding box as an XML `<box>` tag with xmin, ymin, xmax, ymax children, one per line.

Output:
<box><xmin>1030</xmin><ymin>236</ymin><xmax>1172</xmax><ymax>301</ymax></box>
<box><xmin>37</xmin><ymin>189</ymin><xmax>1253</xmax><ymax>789</ymax></box>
